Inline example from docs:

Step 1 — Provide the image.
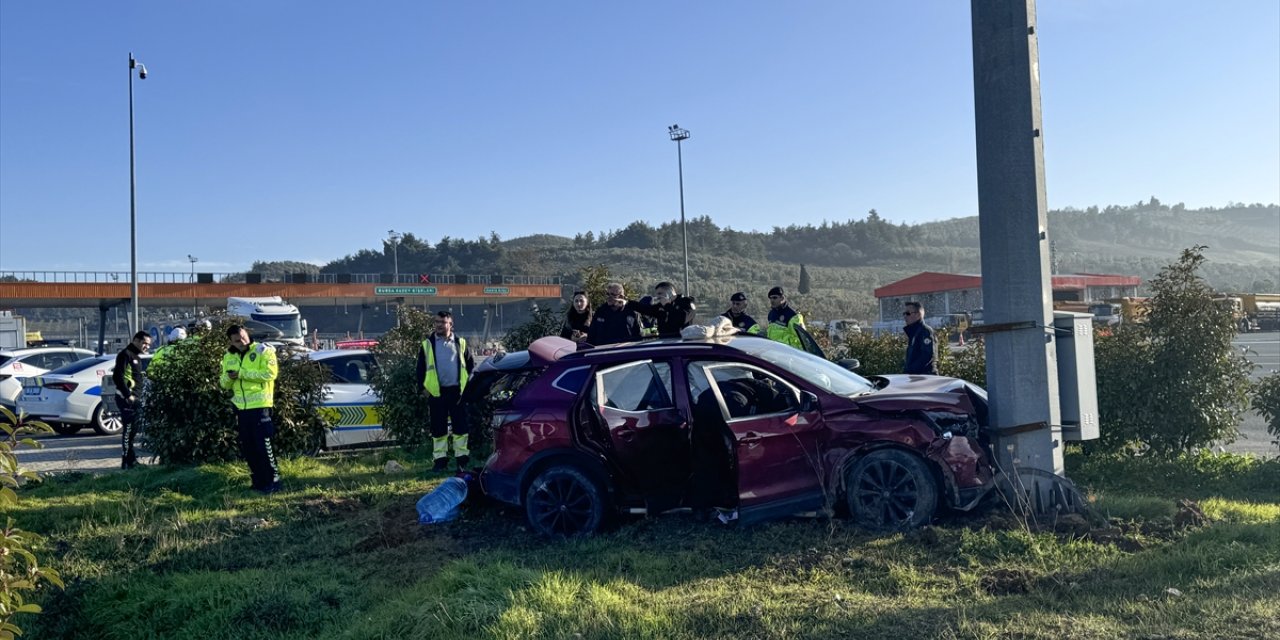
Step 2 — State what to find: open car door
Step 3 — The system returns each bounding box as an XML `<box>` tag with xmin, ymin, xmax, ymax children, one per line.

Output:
<box><xmin>686</xmin><ymin>361</ymin><xmax>826</xmax><ymax>525</ymax></box>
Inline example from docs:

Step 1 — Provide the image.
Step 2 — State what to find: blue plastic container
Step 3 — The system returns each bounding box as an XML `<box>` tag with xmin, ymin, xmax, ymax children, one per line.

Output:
<box><xmin>417</xmin><ymin>477</ymin><xmax>468</xmax><ymax>524</ymax></box>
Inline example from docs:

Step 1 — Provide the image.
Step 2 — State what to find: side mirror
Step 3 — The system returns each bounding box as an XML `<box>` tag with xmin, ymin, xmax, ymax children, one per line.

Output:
<box><xmin>799</xmin><ymin>390</ymin><xmax>819</xmax><ymax>412</ymax></box>
<box><xmin>838</xmin><ymin>358</ymin><xmax>861</xmax><ymax>371</ymax></box>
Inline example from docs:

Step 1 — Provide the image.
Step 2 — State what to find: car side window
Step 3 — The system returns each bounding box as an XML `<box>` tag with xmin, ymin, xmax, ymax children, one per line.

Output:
<box><xmin>597</xmin><ymin>360</ymin><xmax>674</xmax><ymax>412</ymax></box>
<box><xmin>23</xmin><ymin>353</ymin><xmax>53</xmax><ymax>369</ymax></box>
<box><xmin>320</xmin><ymin>355</ymin><xmax>369</xmax><ymax>384</ymax></box>
<box><xmin>687</xmin><ymin>361</ymin><xmax>799</xmax><ymax>420</ymax></box>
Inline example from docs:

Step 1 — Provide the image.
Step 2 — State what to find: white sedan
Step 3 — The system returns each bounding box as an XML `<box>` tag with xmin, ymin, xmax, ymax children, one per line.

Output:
<box><xmin>0</xmin><ymin>346</ymin><xmax>95</xmax><ymax>411</ymax></box>
<box><xmin>17</xmin><ymin>355</ymin><xmax>123</xmax><ymax>436</ymax></box>
<box><xmin>308</xmin><ymin>349</ymin><xmax>387</xmax><ymax>448</ymax></box>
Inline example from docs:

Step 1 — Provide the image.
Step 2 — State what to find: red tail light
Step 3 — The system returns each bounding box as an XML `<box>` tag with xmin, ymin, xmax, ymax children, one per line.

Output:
<box><xmin>45</xmin><ymin>382</ymin><xmax>78</xmax><ymax>393</ymax></box>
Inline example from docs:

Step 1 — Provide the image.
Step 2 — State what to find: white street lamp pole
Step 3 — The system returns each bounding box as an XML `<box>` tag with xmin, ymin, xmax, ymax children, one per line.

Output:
<box><xmin>668</xmin><ymin>125</ymin><xmax>691</xmax><ymax>295</ymax></box>
<box><xmin>187</xmin><ymin>254</ymin><xmax>198</xmax><ymax>317</ymax></box>
<box><xmin>388</xmin><ymin>230</ymin><xmax>402</xmax><ymax>283</ymax></box>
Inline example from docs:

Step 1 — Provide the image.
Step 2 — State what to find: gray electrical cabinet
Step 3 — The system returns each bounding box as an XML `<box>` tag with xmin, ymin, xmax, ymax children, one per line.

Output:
<box><xmin>1054</xmin><ymin>311</ymin><xmax>1099</xmax><ymax>441</ymax></box>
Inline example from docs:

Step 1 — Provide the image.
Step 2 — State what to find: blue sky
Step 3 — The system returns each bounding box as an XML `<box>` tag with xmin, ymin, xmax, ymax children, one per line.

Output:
<box><xmin>1</xmin><ymin>1</ymin><xmax>1277</xmax><ymax>273</ymax></box>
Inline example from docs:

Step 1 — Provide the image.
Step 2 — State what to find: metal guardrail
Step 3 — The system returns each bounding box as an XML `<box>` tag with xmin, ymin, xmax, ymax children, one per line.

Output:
<box><xmin>0</xmin><ymin>271</ymin><xmax>562</xmax><ymax>285</ymax></box>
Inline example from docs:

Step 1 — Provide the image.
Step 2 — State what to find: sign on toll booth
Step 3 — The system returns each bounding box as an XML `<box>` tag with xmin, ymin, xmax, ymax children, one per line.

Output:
<box><xmin>375</xmin><ymin>286</ymin><xmax>437</xmax><ymax>296</ymax></box>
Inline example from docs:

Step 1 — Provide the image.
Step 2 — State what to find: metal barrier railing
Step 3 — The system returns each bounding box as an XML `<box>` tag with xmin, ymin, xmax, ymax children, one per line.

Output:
<box><xmin>0</xmin><ymin>271</ymin><xmax>562</xmax><ymax>285</ymax></box>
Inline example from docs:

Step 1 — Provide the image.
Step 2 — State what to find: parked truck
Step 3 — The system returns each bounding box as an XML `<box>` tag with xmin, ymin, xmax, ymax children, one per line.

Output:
<box><xmin>1213</xmin><ymin>294</ymin><xmax>1280</xmax><ymax>332</ymax></box>
<box><xmin>227</xmin><ymin>296</ymin><xmax>308</xmax><ymax>346</ymax></box>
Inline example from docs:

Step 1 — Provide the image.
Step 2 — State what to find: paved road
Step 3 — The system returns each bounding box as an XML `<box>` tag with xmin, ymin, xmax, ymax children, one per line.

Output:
<box><xmin>1231</xmin><ymin>331</ymin><xmax>1280</xmax><ymax>456</ymax></box>
<box><xmin>13</xmin><ymin>431</ymin><xmax>150</xmax><ymax>475</ymax></box>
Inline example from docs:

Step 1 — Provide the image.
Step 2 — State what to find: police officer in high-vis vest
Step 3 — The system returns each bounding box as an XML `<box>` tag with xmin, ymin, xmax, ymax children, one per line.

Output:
<box><xmin>219</xmin><ymin>324</ymin><xmax>283</xmax><ymax>494</ymax></box>
<box><xmin>416</xmin><ymin>310</ymin><xmax>476</xmax><ymax>471</ymax></box>
<box><xmin>766</xmin><ymin>286</ymin><xmax>807</xmax><ymax>350</ymax></box>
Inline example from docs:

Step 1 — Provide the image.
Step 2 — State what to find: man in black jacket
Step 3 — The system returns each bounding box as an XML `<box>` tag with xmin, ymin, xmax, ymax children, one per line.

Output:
<box><xmin>903</xmin><ymin>301</ymin><xmax>938</xmax><ymax>375</ymax></box>
<box><xmin>589</xmin><ymin>282</ymin><xmax>642</xmax><ymax>345</ymax></box>
<box><xmin>627</xmin><ymin>281</ymin><xmax>696</xmax><ymax>338</ymax></box>
<box><xmin>114</xmin><ymin>331</ymin><xmax>152</xmax><ymax>469</ymax></box>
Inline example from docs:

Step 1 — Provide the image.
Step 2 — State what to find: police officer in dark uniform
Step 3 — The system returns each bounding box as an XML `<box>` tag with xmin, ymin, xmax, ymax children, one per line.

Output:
<box><xmin>627</xmin><ymin>281</ymin><xmax>696</xmax><ymax>338</ymax></box>
<box><xmin>903</xmin><ymin>301</ymin><xmax>938</xmax><ymax>374</ymax></box>
<box><xmin>114</xmin><ymin>331</ymin><xmax>152</xmax><ymax>469</ymax></box>
<box><xmin>720</xmin><ymin>292</ymin><xmax>760</xmax><ymax>334</ymax></box>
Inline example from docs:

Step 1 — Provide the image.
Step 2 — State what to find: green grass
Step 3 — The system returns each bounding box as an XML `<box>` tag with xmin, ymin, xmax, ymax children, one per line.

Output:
<box><xmin>11</xmin><ymin>450</ymin><xmax>1280</xmax><ymax>639</ymax></box>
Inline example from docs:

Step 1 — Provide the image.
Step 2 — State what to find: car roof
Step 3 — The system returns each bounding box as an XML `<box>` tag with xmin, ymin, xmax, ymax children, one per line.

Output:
<box><xmin>0</xmin><ymin>346</ymin><xmax>95</xmax><ymax>356</ymax></box>
<box><xmin>307</xmin><ymin>348</ymin><xmax>371</xmax><ymax>361</ymax></box>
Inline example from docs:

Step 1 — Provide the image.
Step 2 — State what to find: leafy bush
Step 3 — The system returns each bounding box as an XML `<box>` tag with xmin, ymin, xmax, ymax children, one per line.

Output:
<box><xmin>836</xmin><ymin>328</ymin><xmax>985</xmax><ymax>385</ymax></box>
<box><xmin>1253</xmin><ymin>371</ymin><xmax>1280</xmax><ymax>449</ymax></box>
<box><xmin>939</xmin><ymin>334</ymin><xmax>986</xmax><ymax>388</ymax></box>
<box><xmin>501</xmin><ymin>308</ymin><xmax>563</xmax><ymax>352</ymax></box>
<box><xmin>369</xmin><ymin>308</ymin><xmax>434</xmax><ymax>450</ymax></box>
<box><xmin>142</xmin><ymin>319</ymin><xmax>329</xmax><ymax>464</ymax></box>
<box><xmin>1093</xmin><ymin>246</ymin><xmax>1254</xmax><ymax>457</ymax></box>
<box><xmin>1</xmin><ymin>408</ymin><xmax>63</xmax><ymax>639</ymax></box>
<box><xmin>842</xmin><ymin>332</ymin><xmax>906</xmax><ymax>376</ymax></box>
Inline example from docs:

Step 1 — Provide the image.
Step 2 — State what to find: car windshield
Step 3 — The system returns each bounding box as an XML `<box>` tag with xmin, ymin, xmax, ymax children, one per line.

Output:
<box><xmin>732</xmin><ymin>337</ymin><xmax>876</xmax><ymax>396</ymax></box>
<box><xmin>47</xmin><ymin>355</ymin><xmax>111</xmax><ymax>376</ymax></box>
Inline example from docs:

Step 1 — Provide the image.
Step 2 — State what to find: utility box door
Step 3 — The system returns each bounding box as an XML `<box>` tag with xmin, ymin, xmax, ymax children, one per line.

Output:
<box><xmin>1053</xmin><ymin>311</ymin><xmax>1099</xmax><ymax>441</ymax></box>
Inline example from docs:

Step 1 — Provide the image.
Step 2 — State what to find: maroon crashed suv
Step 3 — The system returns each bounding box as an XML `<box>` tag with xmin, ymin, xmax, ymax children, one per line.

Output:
<box><xmin>470</xmin><ymin>335</ymin><xmax>994</xmax><ymax>537</ymax></box>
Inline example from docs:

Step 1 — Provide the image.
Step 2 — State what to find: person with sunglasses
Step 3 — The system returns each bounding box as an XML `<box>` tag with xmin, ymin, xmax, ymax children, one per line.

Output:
<box><xmin>902</xmin><ymin>301</ymin><xmax>938</xmax><ymax>375</ymax></box>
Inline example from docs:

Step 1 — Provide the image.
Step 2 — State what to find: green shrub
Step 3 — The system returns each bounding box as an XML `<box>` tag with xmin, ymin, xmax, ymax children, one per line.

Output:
<box><xmin>842</xmin><ymin>331</ymin><xmax>906</xmax><ymax>376</ymax></box>
<box><xmin>1</xmin><ymin>408</ymin><xmax>63</xmax><ymax>639</ymax></box>
<box><xmin>1253</xmin><ymin>371</ymin><xmax>1280</xmax><ymax>449</ymax></box>
<box><xmin>501</xmin><ymin>308</ymin><xmax>563</xmax><ymax>352</ymax></box>
<box><xmin>369</xmin><ymin>308</ymin><xmax>434</xmax><ymax>450</ymax></box>
<box><xmin>939</xmin><ymin>335</ymin><xmax>986</xmax><ymax>387</ymax></box>
<box><xmin>142</xmin><ymin>320</ymin><xmax>329</xmax><ymax>464</ymax></box>
<box><xmin>1093</xmin><ymin>247</ymin><xmax>1254</xmax><ymax>457</ymax></box>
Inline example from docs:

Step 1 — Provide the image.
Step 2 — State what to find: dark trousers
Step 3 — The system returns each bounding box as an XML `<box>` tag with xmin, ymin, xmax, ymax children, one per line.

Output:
<box><xmin>120</xmin><ymin>401</ymin><xmax>139</xmax><ymax>459</ymax></box>
<box><xmin>427</xmin><ymin>386</ymin><xmax>469</xmax><ymax>439</ymax></box>
<box><xmin>236</xmin><ymin>408</ymin><xmax>281</xmax><ymax>489</ymax></box>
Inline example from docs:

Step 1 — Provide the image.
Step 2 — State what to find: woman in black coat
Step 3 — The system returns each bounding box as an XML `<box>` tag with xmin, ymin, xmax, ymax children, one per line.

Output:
<box><xmin>560</xmin><ymin>290</ymin><xmax>593</xmax><ymax>342</ymax></box>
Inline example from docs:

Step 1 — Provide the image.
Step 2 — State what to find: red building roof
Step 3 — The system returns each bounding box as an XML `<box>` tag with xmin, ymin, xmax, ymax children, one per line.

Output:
<box><xmin>874</xmin><ymin>271</ymin><xmax>1141</xmax><ymax>298</ymax></box>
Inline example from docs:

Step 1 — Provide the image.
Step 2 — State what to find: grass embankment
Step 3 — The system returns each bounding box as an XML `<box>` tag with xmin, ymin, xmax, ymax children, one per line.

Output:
<box><xmin>12</xmin><ymin>449</ymin><xmax>1280</xmax><ymax>640</ymax></box>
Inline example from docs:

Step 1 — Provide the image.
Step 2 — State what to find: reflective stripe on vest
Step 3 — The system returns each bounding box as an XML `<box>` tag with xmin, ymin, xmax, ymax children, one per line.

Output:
<box><xmin>422</xmin><ymin>336</ymin><xmax>468</xmax><ymax>397</ymax></box>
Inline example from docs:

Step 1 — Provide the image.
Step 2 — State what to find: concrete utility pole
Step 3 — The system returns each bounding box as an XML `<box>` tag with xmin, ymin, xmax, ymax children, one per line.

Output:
<box><xmin>970</xmin><ymin>0</ymin><xmax>1063</xmax><ymax>506</ymax></box>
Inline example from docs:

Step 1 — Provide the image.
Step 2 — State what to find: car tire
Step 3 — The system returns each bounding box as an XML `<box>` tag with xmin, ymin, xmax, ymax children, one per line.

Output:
<box><xmin>524</xmin><ymin>465</ymin><xmax>609</xmax><ymax>538</ymax></box>
<box><xmin>51</xmin><ymin>422</ymin><xmax>82</xmax><ymax>436</ymax></box>
<box><xmin>91</xmin><ymin>405</ymin><xmax>123</xmax><ymax>436</ymax></box>
<box><xmin>845</xmin><ymin>449</ymin><xmax>938</xmax><ymax>532</ymax></box>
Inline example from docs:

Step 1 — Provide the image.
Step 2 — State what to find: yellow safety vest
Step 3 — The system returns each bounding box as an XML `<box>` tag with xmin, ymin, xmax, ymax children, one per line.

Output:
<box><xmin>422</xmin><ymin>336</ymin><xmax>469</xmax><ymax>397</ymax></box>
<box><xmin>219</xmin><ymin>342</ymin><xmax>279</xmax><ymax>410</ymax></box>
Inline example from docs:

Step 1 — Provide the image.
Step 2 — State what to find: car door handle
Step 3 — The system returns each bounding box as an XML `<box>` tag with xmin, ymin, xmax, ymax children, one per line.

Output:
<box><xmin>739</xmin><ymin>432</ymin><xmax>763</xmax><ymax>445</ymax></box>
<box><xmin>614</xmin><ymin>427</ymin><xmax>636</xmax><ymax>442</ymax></box>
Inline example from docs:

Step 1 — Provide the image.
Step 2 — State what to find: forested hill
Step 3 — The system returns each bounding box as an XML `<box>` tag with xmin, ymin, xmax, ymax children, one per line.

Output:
<box><xmin>262</xmin><ymin>200</ymin><xmax>1277</xmax><ymax>323</ymax></box>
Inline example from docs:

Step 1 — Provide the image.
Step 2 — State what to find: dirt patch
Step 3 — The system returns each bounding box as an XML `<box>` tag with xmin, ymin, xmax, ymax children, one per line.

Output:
<box><xmin>1173</xmin><ymin>499</ymin><xmax>1208</xmax><ymax>528</ymax></box>
<box><xmin>297</xmin><ymin>496</ymin><xmax>361</xmax><ymax>518</ymax></box>
<box><xmin>353</xmin><ymin>499</ymin><xmax>424</xmax><ymax>551</ymax></box>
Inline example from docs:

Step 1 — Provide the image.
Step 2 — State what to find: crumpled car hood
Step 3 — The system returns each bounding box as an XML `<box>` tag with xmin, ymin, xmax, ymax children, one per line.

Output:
<box><xmin>851</xmin><ymin>374</ymin><xmax>979</xmax><ymax>414</ymax></box>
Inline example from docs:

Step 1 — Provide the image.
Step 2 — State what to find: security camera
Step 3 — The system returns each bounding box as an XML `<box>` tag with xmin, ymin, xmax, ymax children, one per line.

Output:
<box><xmin>137</xmin><ymin>63</ymin><xmax>148</xmax><ymax>79</ymax></box>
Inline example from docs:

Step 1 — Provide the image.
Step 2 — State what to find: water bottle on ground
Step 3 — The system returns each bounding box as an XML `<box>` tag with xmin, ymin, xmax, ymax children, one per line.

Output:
<box><xmin>417</xmin><ymin>477</ymin><xmax>468</xmax><ymax>524</ymax></box>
